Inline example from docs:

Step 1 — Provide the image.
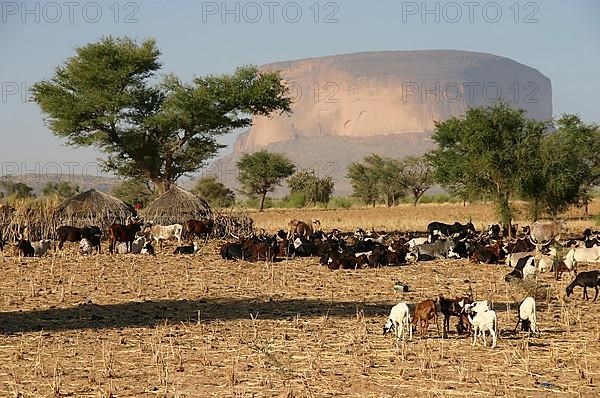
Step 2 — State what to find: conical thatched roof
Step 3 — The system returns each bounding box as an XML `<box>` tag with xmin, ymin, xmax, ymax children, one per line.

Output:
<box><xmin>141</xmin><ymin>186</ymin><xmax>212</xmax><ymax>225</ymax></box>
<box><xmin>56</xmin><ymin>189</ymin><xmax>135</xmax><ymax>229</ymax></box>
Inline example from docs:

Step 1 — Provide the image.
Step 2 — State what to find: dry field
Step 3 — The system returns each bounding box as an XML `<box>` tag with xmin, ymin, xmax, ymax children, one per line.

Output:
<box><xmin>1</xmin><ymin>204</ymin><xmax>600</xmax><ymax>397</ymax></box>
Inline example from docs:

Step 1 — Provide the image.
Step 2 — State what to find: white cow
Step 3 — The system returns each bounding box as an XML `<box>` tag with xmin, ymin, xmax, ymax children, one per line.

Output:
<box><xmin>143</xmin><ymin>224</ymin><xmax>183</xmax><ymax>250</ymax></box>
<box><xmin>564</xmin><ymin>247</ymin><xmax>600</xmax><ymax>273</ymax></box>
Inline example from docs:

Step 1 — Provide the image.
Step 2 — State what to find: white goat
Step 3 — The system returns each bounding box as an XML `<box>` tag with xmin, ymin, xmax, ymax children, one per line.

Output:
<box><xmin>31</xmin><ymin>239</ymin><xmax>52</xmax><ymax>256</ymax></box>
<box><xmin>514</xmin><ymin>297</ymin><xmax>537</xmax><ymax>335</ymax></box>
<box><xmin>383</xmin><ymin>302</ymin><xmax>412</xmax><ymax>341</ymax></box>
<box><xmin>79</xmin><ymin>238</ymin><xmax>93</xmax><ymax>256</ymax></box>
<box><xmin>467</xmin><ymin>309</ymin><xmax>498</xmax><ymax>348</ymax></box>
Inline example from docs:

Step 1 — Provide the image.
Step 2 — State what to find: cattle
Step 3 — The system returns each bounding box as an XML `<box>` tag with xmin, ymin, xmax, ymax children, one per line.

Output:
<box><xmin>470</xmin><ymin>239</ymin><xmax>503</xmax><ymax>264</ymax></box>
<box><xmin>31</xmin><ymin>239</ymin><xmax>52</xmax><ymax>257</ymax></box>
<box><xmin>143</xmin><ymin>224</ymin><xmax>183</xmax><ymax>250</ymax></box>
<box><xmin>185</xmin><ymin>219</ymin><xmax>214</xmax><ymax>241</ymax></box>
<box><xmin>411</xmin><ymin>239</ymin><xmax>459</xmax><ymax>261</ymax></box>
<box><xmin>17</xmin><ymin>240</ymin><xmax>35</xmax><ymax>257</ymax></box>
<box><xmin>530</xmin><ymin>220</ymin><xmax>567</xmax><ymax>246</ymax></box>
<box><xmin>108</xmin><ymin>222</ymin><xmax>143</xmax><ymax>254</ymax></box>
<box><xmin>220</xmin><ymin>242</ymin><xmax>247</xmax><ymax>260</ymax></box>
<box><xmin>504</xmin><ymin>237</ymin><xmax>535</xmax><ymax>255</ymax></box>
<box><xmin>563</xmin><ymin>247</ymin><xmax>600</xmax><ymax>273</ymax></box>
<box><xmin>56</xmin><ymin>226</ymin><xmax>102</xmax><ymax>251</ymax></box>
<box><xmin>439</xmin><ymin>294</ymin><xmax>472</xmax><ymax>338</ymax></box>
<box><xmin>427</xmin><ymin>221</ymin><xmax>476</xmax><ymax>241</ymax></box>
<box><xmin>488</xmin><ymin>224</ymin><xmax>501</xmax><ymax>240</ymax></box>
<box><xmin>287</xmin><ymin>220</ymin><xmax>313</xmax><ymax>239</ymax></box>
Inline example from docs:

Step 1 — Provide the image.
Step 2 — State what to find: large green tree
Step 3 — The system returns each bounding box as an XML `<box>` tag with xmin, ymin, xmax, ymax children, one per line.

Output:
<box><xmin>32</xmin><ymin>37</ymin><xmax>291</xmax><ymax>194</ymax></box>
<box><xmin>288</xmin><ymin>170</ymin><xmax>335</xmax><ymax>207</ymax></box>
<box><xmin>237</xmin><ymin>151</ymin><xmax>296</xmax><ymax>212</ymax></box>
<box><xmin>192</xmin><ymin>176</ymin><xmax>236</xmax><ymax>208</ymax></box>
<box><xmin>348</xmin><ymin>155</ymin><xmax>405</xmax><ymax>207</ymax></box>
<box><xmin>428</xmin><ymin>103</ymin><xmax>549</xmax><ymax>231</ymax></box>
<box><xmin>520</xmin><ymin>115</ymin><xmax>599</xmax><ymax>218</ymax></box>
<box><xmin>112</xmin><ymin>178</ymin><xmax>157</xmax><ymax>208</ymax></box>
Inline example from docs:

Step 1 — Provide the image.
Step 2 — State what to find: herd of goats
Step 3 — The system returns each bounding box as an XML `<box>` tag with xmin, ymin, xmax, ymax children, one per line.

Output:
<box><xmin>2</xmin><ymin>217</ymin><xmax>600</xmax><ymax>348</ymax></box>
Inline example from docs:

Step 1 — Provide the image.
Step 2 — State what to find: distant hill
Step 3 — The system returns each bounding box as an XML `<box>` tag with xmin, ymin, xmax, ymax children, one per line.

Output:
<box><xmin>208</xmin><ymin>50</ymin><xmax>553</xmax><ymax>196</ymax></box>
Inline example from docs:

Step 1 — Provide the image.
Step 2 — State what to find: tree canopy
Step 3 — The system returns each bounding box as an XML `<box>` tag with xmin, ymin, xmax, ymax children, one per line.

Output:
<box><xmin>347</xmin><ymin>154</ymin><xmax>405</xmax><ymax>207</ymax></box>
<box><xmin>237</xmin><ymin>151</ymin><xmax>296</xmax><ymax>211</ymax></box>
<box><xmin>32</xmin><ymin>36</ymin><xmax>292</xmax><ymax>194</ymax></box>
<box><xmin>192</xmin><ymin>176</ymin><xmax>235</xmax><ymax>208</ymax></box>
<box><xmin>0</xmin><ymin>178</ymin><xmax>34</xmax><ymax>200</ymax></box>
<box><xmin>288</xmin><ymin>170</ymin><xmax>335</xmax><ymax>207</ymax></box>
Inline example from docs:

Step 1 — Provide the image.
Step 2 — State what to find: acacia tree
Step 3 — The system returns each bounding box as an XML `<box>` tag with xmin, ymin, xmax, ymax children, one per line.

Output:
<box><xmin>112</xmin><ymin>178</ymin><xmax>157</xmax><ymax>207</ymax></box>
<box><xmin>347</xmin><ymin>154</ymin><xmax>404</xmax><ymax>207</ymax></box>
<box><xmin>428</xmin><ymin>103</ymin><xmax>549</xmax><ymax>232</ymax></box>
<box><xmin>32</xmin><ymin>36</ymin><xmax>291</xmax><ymax>194</ymax></box>
<box><xmin>192</xmin><ymin>176</ymin><xmax>235</xmax><ymax>208</ymax></box>
<box><xmin>400</xmin><ymin>156</ymin><xmax>434</xmax><ymax>206</ymax></box>
<box><xmin>288</xmin><ymin>170</ymin><xmax>335</xmax><ymax>207</ymax></box>
<box><xmin>520</xmin><ymin>115</ymin><xmax>599</xmax><ymax>219</ymax></box>
<box><xmin>237</xmin><ymin>151</ymin><xmax>295</xmax><ymax>212</ymax></box>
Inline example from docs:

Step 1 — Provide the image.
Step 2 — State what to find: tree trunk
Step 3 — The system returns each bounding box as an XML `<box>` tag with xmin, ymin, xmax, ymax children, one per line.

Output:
<box><xmin>259</xmin><ymin>192</ymin><xmax>267</xmax><ymax>212</ymax></box>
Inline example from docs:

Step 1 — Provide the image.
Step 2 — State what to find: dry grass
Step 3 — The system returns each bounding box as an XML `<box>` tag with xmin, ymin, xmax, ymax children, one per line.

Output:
<box><xmin>249</xmin><ymin>201</ymin><xmax>600</xmax><ymax>233</ymax></box>
<box><xmin>0</xmin><ymin>204</ymin><xmax>599</xmax><ymax>397</ymax></box>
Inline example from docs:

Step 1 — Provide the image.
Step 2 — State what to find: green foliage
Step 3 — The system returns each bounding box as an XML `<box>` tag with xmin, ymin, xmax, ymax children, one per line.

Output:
<box><xmin>428</xmin><ymin>102</ymin><xmax>549</xmax><ymax>227</ymax></box>
<box><xmin>288</xmin><ymin>170</ymin><xmax>335</xmax><ymax>207</ymax></box>
<box><xmin>347</xmin><ymin>154</ymin><xmax>405</xmax><ymax>207</ymax></box>
<box><xmin>329</xmin><ymin>197</ymin><xmax>354</xmax><ymax>209</ymax></box>
<box><xmin>32</xmin><ymin>36</ymin><xmax>292</xmax><ymax>194</ymax></box>
<box><xmin>192</xmin><ymin>176</ymin><xmax>235</xmax><ymax>208</ymax></box>
<box><xmin>42</xmin><ymin>181</ymin><xmax>80</xmax><ymax>199</ymax></box>
<box><xmin>112</xmin><ymin>178</ymin><xmax>157</xmax><ymax>207</ymax></box>
<box><xmin>237</xmin><ymin>151</ymin><xmax>296</xmax><ymax>211</ymax></box>
<box><xmin>0</xmin><ymin>178</ymin><xmax>34</xmax><ymax>200</ymax></box>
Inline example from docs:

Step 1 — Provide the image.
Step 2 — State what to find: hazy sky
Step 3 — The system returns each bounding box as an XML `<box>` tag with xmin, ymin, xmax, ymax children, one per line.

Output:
<box><xmin>1</xmin><ymin>0</ymin><xmax>599</xmax><ymax>180</ymax></box>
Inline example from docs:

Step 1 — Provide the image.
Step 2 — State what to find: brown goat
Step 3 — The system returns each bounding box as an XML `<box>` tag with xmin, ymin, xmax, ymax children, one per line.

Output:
<box><xmin>412</xmin><ymin>299</ymin><xmax>439</xmax><ymax>336</ymax></box>
<box><xmin>438</xmin><ymin>294</ymin><xmax>472</xmax><ymax>338</ymax></box>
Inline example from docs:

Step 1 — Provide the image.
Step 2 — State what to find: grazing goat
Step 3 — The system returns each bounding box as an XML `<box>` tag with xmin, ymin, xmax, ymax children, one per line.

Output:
<box><xmin>17</xmin><ymin>239</ymin><xmax>35</xmax><ymax>257</ymax></box>
<box><xmin>383</xmin><ymin>302</ymin><xmax>412</xmax><ymax>341</ymax></box>
<box><xmin>79</xmin><ymin>238</ymin><xmax>93</xmax><ymax>256</ymax></box>
<box><xmin>439</xmin><ymin>294</ymin><xmax>472</xmax><ymax>338</ymax></box>
<box><xmin>566</xmin><ymin>270</ymin><xmax>600</xmax><ymax>301</ymax></box>
<box><xmin>514</xmin><ymin>297</ymin><xmax>537</xmax><ymax>335</ymax></box>
<box><xmin>412</xmin><ymin>299</ymin><xmax>439</xmax><ymax>336</ymax></box>
<box><xmin>464</xmin><ymin>305</ymin><xmax>498</xmax><ymax>348</ymax></box>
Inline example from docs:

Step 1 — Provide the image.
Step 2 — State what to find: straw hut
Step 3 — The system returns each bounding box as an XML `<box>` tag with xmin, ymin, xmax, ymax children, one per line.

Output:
<box><xmin>55</xmin><ymin>189</ymin><xmax>135</xmax><ymax>231</ymax></box>
<box><xmin>141</xmin><ymin>186</ymin><xmax>212</xmax><ymax>225</ymax></box>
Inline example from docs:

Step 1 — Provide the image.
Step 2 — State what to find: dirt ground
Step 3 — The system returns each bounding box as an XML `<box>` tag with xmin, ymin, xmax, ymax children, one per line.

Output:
<box><xmin>1</xmin><ymin>206</ymin><xmax>599</xmax><ymax>397</ymax></box>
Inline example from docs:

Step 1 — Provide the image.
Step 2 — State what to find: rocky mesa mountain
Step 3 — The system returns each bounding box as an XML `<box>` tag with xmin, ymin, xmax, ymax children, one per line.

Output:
<box><xmin>214</xmin><ymin>50</ymin><xmax>553</xmax><ymax>195</ymax></box>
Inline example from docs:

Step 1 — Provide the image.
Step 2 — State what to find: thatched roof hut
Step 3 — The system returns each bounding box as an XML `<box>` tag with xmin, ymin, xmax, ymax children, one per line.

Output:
<box><xmin>56</xmin><ymin>189</ymin><xmax>135</xmax><ymax>230</ymax></box>
<box><xmin>141</xmin><ymin>186</ymin><xmax>212</xmax><ymax>225</ymax></box>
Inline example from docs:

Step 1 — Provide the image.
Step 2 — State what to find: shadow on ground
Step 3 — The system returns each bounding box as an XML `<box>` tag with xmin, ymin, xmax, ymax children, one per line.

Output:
<box><xmin>0</xmin><ymin>297</ymin><xmax>393</xmax><ymax>335</ymax></box>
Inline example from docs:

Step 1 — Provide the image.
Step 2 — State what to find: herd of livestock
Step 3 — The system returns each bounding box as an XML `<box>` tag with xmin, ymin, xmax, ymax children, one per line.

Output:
<box><xmin>2</xmin><ymin>216</ymin><xmax>600</xmax><ymax>348</ymax></box>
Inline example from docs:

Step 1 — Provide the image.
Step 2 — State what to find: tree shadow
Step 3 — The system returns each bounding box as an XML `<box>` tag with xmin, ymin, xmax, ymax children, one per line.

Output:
<box><xmin>0</xmin><ymin>297</ymin><xmax>392</xmax><ymax>335</ymax></box>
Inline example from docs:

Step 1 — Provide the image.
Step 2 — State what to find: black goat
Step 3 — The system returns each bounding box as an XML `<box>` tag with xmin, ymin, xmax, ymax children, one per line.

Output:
<box><xmin>566</xmin><ymin>270</ymin><xmax>600</xmax><ymax>301</ymax></box>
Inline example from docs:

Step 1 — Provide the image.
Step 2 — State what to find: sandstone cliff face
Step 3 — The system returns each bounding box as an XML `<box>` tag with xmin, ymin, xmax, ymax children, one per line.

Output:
<box><xmin>235</xmin><ymin>50</ymin><xmax>552</xmax><ymax>152</ymax></box>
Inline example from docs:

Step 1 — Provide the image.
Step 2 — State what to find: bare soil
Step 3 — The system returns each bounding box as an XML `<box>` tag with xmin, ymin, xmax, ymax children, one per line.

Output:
<box><xmin>1</xmin><ymin>206</ymin><xmax>599</xmax><ymax>397</ymax></box>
